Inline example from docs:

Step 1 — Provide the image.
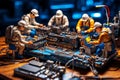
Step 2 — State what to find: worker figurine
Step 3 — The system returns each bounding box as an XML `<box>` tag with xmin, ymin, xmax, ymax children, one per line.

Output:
<box><xmin>113</xmin><ymin>14</ymin><xmax>119</xmax><ymax>25</ymax></box>
<box><xmin>11</xmin><ymin>20</ymin><xmax>33</xmax><ymax>59</ymax></box>
<box><xmin>76</xmin><ymin>14</ymin><xmax>94</xmax><ymax>48</ymax></box>
<box><xmin>76</xmin><ymin>13</ymin><xmax>94</xmax><ymax>35</ymax></box>
<box><xmin>48</xmin><ymin>10</ymin><xmax>69</xmax><ymax>34</ymax></box>
<box><xmin>89</xmin><ymin>22</ymin><xmax>115</xmax><ymax>58</ymax></box>
<box><xmin>22</xmin><ymin>9</ymin><xmax>44</xmax><ymax>37</ymax></box>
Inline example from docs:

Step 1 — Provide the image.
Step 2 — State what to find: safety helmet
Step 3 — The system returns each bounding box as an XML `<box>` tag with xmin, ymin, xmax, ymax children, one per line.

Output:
<box><xmin>94</xmin><ymin>22</ymin><xmax>102</xmax><ymax>29</ymax></box>
<box><xmin>56</xmin><ymin>10</ymin><xmax>63</xmax><ymax>17</ymax></box>
<box><xmin>18</xmin><ymin>20</ymin><xmax>26</xmax><ymax>26</ymax></box>
<box><xmin>82</xmin><ymin>14</ymin><xmax>89</xmax><ymax>21</ymax></box>
<box><xmin>31</xmin><ymin>9</ymin><xmax>39</xmax><ymax>17</ymax></box>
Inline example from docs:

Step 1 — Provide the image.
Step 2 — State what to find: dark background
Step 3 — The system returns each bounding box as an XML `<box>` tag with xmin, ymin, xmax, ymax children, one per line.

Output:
<box><xmin>0</xmin><ymin>0</ymin><xmax>120</xmax><ymax>36</ymax></box>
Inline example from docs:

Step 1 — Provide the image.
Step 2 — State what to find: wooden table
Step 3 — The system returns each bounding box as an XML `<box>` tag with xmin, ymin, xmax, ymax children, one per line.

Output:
<box><xmin>0</xmin><ymin>60</ymin><xmax>120</xmax><ymax>80</ymax></box>
<box><xmin>0</xmin><ymin>61</ymin><xmax>27</xmax><ymax>80</ymax></box>
<box><xmin>0</xmin><ymin>36</ymin><xmax>120</xmax><ymax>80</ymax></box>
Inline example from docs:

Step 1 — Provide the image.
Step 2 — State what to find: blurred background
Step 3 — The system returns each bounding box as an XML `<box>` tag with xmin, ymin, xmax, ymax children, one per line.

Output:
<box><xmin>0</xmin><ymin>0</ymin><xmax>120</xmax><ymax>36</ymax></box>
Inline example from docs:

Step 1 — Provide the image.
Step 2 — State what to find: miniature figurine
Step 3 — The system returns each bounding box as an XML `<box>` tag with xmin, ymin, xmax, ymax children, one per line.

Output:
<box><xmin>76</xmin><ymin>13</ymin><xmax>94</xmax><ymax>35</ymax></box>
<box><xmin>89</xmin><ymin>22</ymin><xmax>115</xmax><ymax>58</ymax></box>
<box><xmin>113</xmin><ymin>14</ymin><xmax>119</xmax><ymax>25</ymax></box>
<box><xmin>112</xmin><ymin>11</ymin><xmax>120</xmax><ymax>38</ymax></box>
<box><xmin>48</xmin><ymin>10</ymin><xmax>69</xmax><ymax>33</ymax></box>
<box><xmin>22</xmin><ymin>9</ymin><xmax>44</xmax><ymax>37</ymax></box>
<box><xmin>11</xmin><ymin>20</ymin><xmax>33</xmax><ymax>59</ymax></box>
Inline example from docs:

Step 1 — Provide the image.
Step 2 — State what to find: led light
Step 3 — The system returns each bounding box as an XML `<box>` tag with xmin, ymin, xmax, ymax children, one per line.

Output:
<box><xmin>72</xmin><ymin>12</ymin><xmax>81</xmax><ymax>19</ymax></box>
<box><xmin>96</xmin><ymin>5</ymin><xmax>105</xmax><ymax>8</ymax></box>
<box><xmin>86</xmin><ymin>0</ymin><xmax>94</xmax><ymax>6</ymax></box>
<box><xmin>90</xmin><ymin>12</ymin><xmax>101</xmax><ymax>18</ymax></box>
<box><xmin>40</xmin><ymin>14</ymin><xmax>48</xmax><ymax>19</ymax></box>
<box><xmin>50</xmin><ymin>4</ymin><xmax>74</xmax><ymax>9</ymax></box>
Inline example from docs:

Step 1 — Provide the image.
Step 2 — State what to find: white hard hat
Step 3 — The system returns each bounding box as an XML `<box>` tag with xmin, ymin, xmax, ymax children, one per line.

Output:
<box><xmin>56</xmin><ymin>10</ymin><xmax>63</xmax><ymax>17</ymax></box>
<box><xmin>31</xmin><ymin>9</ymin><xmax>39</xmax><ymax>17</ymax></box>
<box><xmin>94</xmin><ymin>22</ymin><xmax>102</xmax><ymax>29</ymax></box>
<box><xmin>119</xmin><ymin>11</ymin><xmax>120</xmax><ymax>15</ymax></box>
<box><xmin>18</xmin><ymin>20</ymin><xmax>26</xmax><ymax>26</ymax></box>
<box><xmin>82</xmin><ymin>14</ymin><xmax>89</xmax><ymax>21</ymax></box>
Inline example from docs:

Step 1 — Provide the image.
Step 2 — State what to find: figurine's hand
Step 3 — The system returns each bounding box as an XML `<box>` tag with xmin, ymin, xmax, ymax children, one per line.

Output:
<box><xmin>80</xmin><ymin>31</ymin><xmax>86</xmax><ymax>35</ymax></box>
<box><xmin>60</xmin><ymin>25</ymin><xmax>64</xmax><ymax>29</ymax></box>
<box><xmin>34</xmin><ymin>26</ymin><xmax>39</xmax><ymax>29</ymax></box>
<box><xmin>53</xmin><ymin>26</ymin><xmax>59</xmax><ymax>29</ymax></box>
<box><xmin>34</xmin><ymin>36</ymin><xmax>38</xmax><ymax>40</ymax></box>
<box><xmin>28</xmin><ymin>41</ymin><xmax>33</xmax><ymax>44</ymax></box>
<box><xmin>88</xmin><ymin>41</ymin><xmax>93</xmax><ymax>44</ymax></box>
<box><xmin>78</xmin><ymin>35</ymin><xmax>82</xmax><ymax>38</ymax></box>
<box><xmin>52</xmin><ymin>26</ymin><xmax>56</xmax><ymax>28</ymax></box>
<box><xmin>84</xmin><ymin>31</ymin><xmax>87</xmax><ymax>33</ymax></box>
<box><xmin>77</xmin><ymin>30</ymin><xmax>80</xmax><ymax>33</ymax></box>
<box><xmin>22</xmin><ymin>35</ymin><xmax>27</xmax><ymax>39</ymax></box>
<box><xmin>38</xmin><ymin>24</ymin><xmax>44</xmax><ymax>27</ymax></box>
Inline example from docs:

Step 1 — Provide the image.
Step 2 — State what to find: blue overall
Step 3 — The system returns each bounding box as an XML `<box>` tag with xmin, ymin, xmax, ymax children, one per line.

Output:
<box><xmin>92</xmin><ymin>32</ymin><xmax>104</xmax><ymax>56</ymax></box>
<box><xmin>30</xmin><ymin>29</ymin><xmax>36</xmax><ymax>37</ymax></box>
<box><xmin>83</xmin><ymin>32</ymin><xmax>105</xmax><ymax>56</ymax></box>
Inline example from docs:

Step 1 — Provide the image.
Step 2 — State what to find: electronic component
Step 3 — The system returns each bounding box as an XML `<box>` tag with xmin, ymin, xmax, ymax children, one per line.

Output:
<box><xmin>14</xmin><ymin>60</ymin><xmax>65</xmax><ymax>79</ymax></box>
